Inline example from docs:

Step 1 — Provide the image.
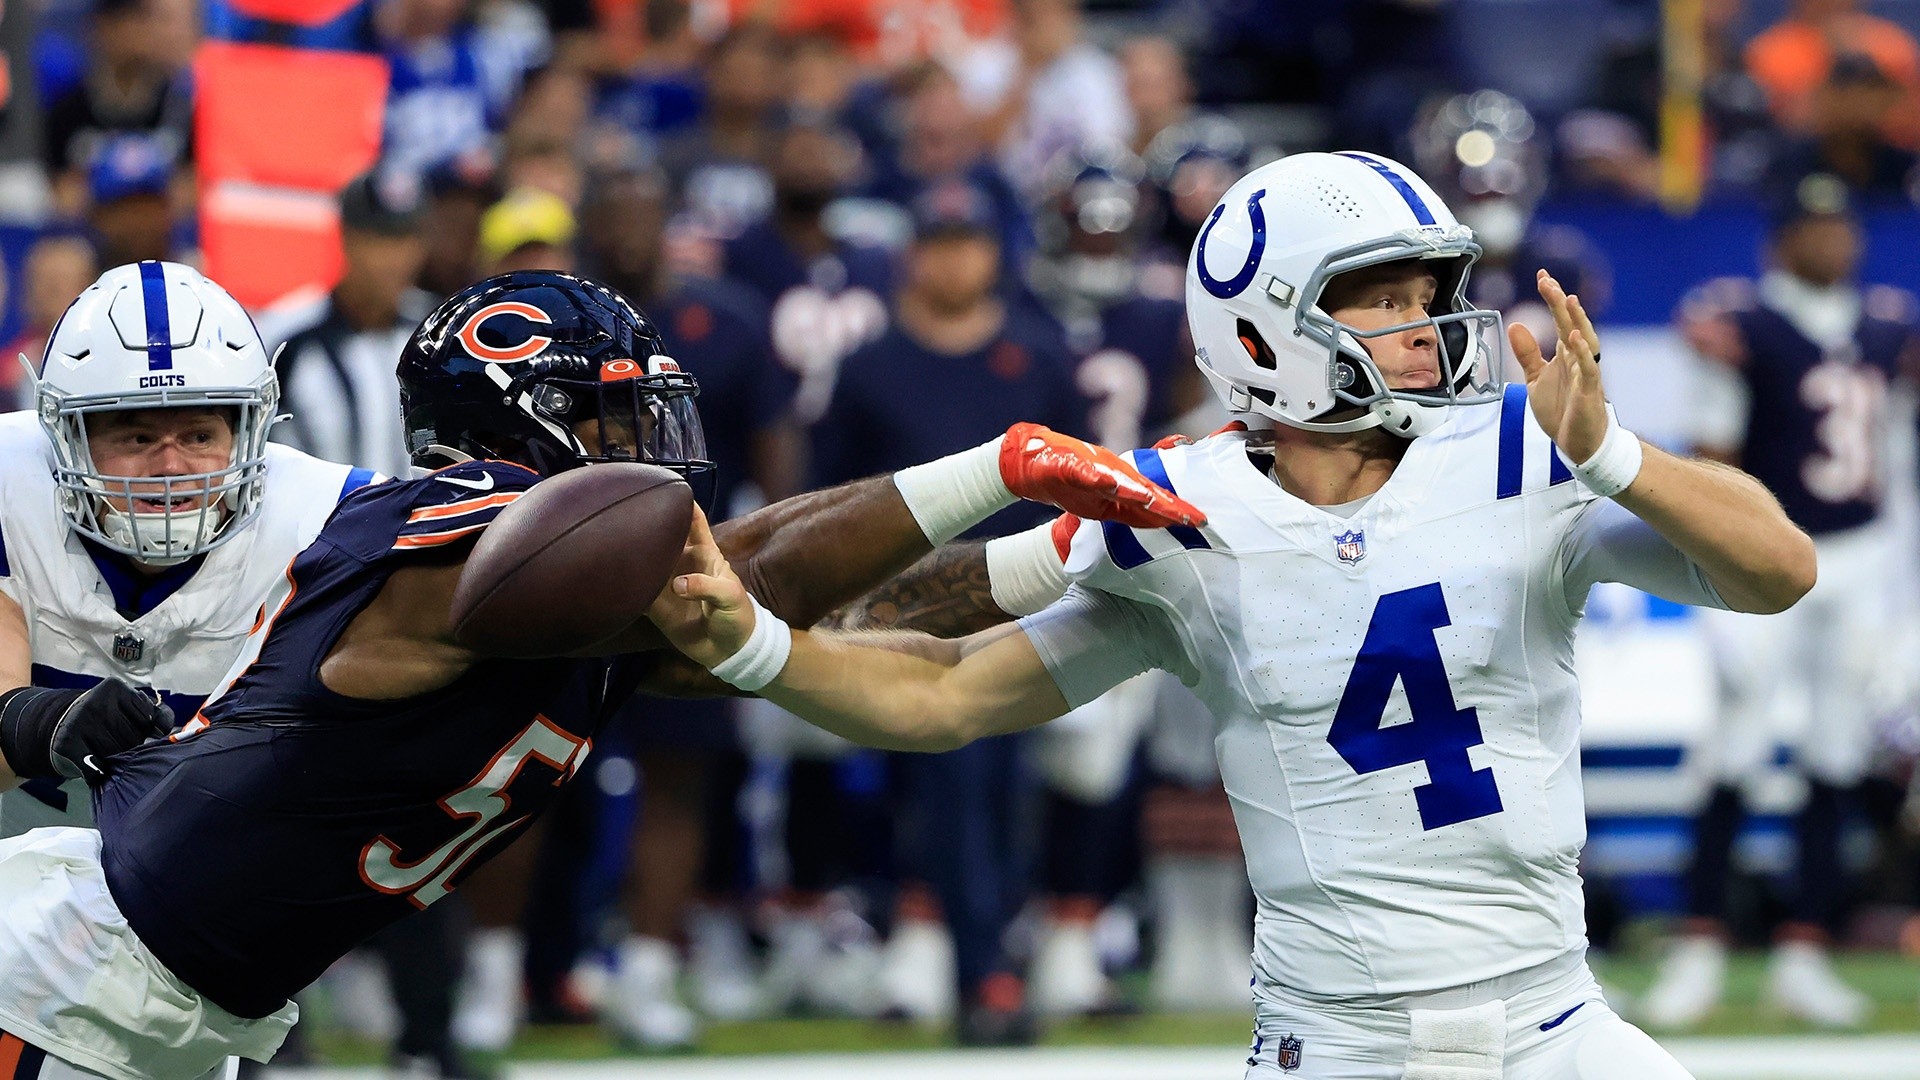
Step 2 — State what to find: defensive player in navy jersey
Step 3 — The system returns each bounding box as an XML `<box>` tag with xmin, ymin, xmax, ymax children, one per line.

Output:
<box><xmin>1642</xmin><ymin>173</ymin><xmax>1919</xmax><ymax>1031</ymax></box>
<box><xmin>0</xmin><ymin>269</ymin><xmax>1197</xmax><ymax>1078</ymax></box>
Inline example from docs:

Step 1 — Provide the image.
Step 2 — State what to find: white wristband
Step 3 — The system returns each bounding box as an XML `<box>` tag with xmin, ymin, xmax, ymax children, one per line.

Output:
<box><xmin>985</xmin><ymin>521</ymin><xmax>1072</xmax><ymax>616</ymax></box>
<box><xmin>1567</xmin><ymin>418</ymin><xmax>1644</xmax><ymax>499</ymax></box>
<box><xmin>709</xmin><ymin>596</ymin><xmax>793</xmax><ymax>692</ymax></box>
<box><xmin>892</xmin><ymin>438</ymin><xmax>1016</xmax><ymax>546</ymax></box>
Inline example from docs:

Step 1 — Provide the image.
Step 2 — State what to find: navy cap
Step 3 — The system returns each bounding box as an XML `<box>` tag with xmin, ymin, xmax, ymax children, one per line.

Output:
<box><xmin>87</xmin><ymin>134</ymin><xmax>171</xmax><ymax>205</ymax></box>
<box><xmin>1768</xmin><ymin>171</ymin><xmax>1856</xmax><ymax>234</ymax></box>
<box><xmin>910</xmin><ymin>178</ymin><xmax>999</xmax><ymax>241</ymax></box>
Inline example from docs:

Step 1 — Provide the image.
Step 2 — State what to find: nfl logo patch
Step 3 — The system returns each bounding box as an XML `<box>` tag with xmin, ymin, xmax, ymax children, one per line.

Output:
<box><xmin>1276</xmin><ymin>1033</ymin><xmax>1304</xmax><ymax>1072</ymax></box>
<box><xmin>111</xmin><ymin>631</ymin><xmax>144</xmax><ymax>663</ymax></box>
<box><xmin>1334</xmin><ymin>528</ymin><xmax>1366</xmax><ymax>565</ymax></box>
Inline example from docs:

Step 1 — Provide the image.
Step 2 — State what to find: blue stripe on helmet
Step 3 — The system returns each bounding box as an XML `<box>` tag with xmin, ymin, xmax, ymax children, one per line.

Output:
<box><xmin>138</xmin><ymin>261</ymin><xmax>172</xmax><ymax>370</ymax></box>
<box><xmin>1335</xmin><ymin>152</ymin><xmax>1438</xmax><ymax>227</ymax></box>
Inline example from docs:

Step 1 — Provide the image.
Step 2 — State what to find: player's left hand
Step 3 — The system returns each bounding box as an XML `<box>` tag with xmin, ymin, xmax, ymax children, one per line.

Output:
<box><xmin>1000</xmin><ymin>423</ymin><xmax>1206</xmax><ymax>529</ymax></box>
<box><xmin>649</xmin><ymin>507</ymin><xmax>757</xmax><ymax>670</ymax></box>
<box><xmin>1510</xmin><ymin>269</ymin><xmax>1610</xmax><ymax>465</ymax></box>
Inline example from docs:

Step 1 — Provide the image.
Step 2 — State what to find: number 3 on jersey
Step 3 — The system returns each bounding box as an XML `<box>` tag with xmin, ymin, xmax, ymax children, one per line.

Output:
<box><xmin>1328</xmin><ymin>583</ymin><xmax>1503</xmax><ymax>830</ymax></box>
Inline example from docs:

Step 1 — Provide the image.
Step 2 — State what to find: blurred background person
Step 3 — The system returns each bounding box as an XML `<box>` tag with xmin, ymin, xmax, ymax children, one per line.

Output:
<box><xmin>811</xmin><ymin>177</ymin><xmax>1086</xmax><ymax>1045</ymax></box>
<box><xmin>721</xmin><ymin>116</ymin><xmax>893</xmax><ymax>430</ymax></box>
<box><xmin>0</xmin><ymin>228</ymin><xmax>95</xmax><ymax>411</ymax></box>
<box><xmin>1642</xmin><ymin>172</ymin><xmax>1918</xmax><ymax>1032</ymax></box>
<box><xmin>378</xmin><ymin>0</ymin><xmax>545</xmax><ymax>184</ymax></box>
<box><xmin>1746</xmin><ymin>0</ymin><xmax>1920</xmax><ymax>144</ymax></box>
<box><xmin>656</xmin><ymin>22</ymin><xmax>785</xmax><ymax>239</ymax></box>
<box><xmin>1410</xmin><ymin>89</ymin><xmax>1612</xmax><ymax>354</ymax></box>
<box><xmin>262</xmin><ymin>169</ymin><xmax>433</xmax><ymax>479</ymax></box>
<box><xmin>42</xmin><ymin>0</ymin><xmax>194</xmax><ymax>216</ymax></box>
<box><xmin>954</xmin><ymin>0</ymin><xmax>1132</xmax><ymax>197</ymax></box>
<box><xmin>84</xmin><ymin>131</ymin><xmax>183</xmax><ymax>265</ymax></box>
<box><xmin>476</xmin><ymin>185</ymin><xmax>577</xmax><ymax>275</ymax></box>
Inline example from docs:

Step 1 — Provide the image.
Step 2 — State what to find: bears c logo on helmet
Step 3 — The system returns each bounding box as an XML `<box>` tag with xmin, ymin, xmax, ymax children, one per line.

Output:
<box><xmin>456</xmin><ymin>301</ymin><xmax>554</xmax><ymax>363</ymax></box>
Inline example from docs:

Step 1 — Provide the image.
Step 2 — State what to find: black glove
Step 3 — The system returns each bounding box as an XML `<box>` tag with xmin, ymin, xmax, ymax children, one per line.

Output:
<box><xmin>0</xmin><ymin>678</ymin><xmax>175</xmax><ymax>783</ymax></box>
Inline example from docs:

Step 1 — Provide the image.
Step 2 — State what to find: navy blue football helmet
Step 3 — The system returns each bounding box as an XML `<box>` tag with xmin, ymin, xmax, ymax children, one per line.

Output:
<box><xmin>398</xmin><ymin>270</ymin><xmax>715</xmax><ymax>504</ymax></box>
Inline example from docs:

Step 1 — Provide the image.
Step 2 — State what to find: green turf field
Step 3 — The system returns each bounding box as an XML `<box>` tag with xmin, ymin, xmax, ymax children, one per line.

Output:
<box><xmin>300</xmin><ymin>949</ymin><xmax>1920</xmax><ymax>1067</ymax></box>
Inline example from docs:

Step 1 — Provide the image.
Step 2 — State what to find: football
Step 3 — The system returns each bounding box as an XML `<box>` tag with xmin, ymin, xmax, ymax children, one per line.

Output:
<box><xmin>448</xmin><ymin>462</ymin><xmax>695</xmax><ymax>657</ymax></box>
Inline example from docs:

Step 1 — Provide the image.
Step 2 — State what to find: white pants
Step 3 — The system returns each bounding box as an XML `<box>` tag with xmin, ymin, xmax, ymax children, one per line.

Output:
<box><xmin>1244</xmin><ymin>952</ymin><xmax>1692</xmax><ymax>1080</ymax></box>
<box><xmin>0</xmin><ymin>828</ymin><xmax>294</xmax><ymax>1080</ymax></box>
<box><xmin>1697</xmin><ymin>522</ymin><xmax>1896</xmax><ymax>785</ymax></box>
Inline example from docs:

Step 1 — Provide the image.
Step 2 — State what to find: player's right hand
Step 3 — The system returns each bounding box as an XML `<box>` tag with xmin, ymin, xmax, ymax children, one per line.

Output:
<box><xmin>999</xmin><ymin>422</ymin><xmax>1207</xmax><ymax>529</ymax></box>
<box><xmin>649</xmin><ymin>507</ymin><xmax>757</xmax><ymax>670</ymax></box>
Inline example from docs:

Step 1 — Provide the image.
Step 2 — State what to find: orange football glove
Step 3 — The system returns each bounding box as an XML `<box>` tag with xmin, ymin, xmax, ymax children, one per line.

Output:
<box><xmin>998</xmin><ymin>423</ymin><xmax>1206</xmax><ymax>529</ymax></box>
<box><xmin>1152</xmin><ymin>420</ymin><xmax>1248</xmax><ymax>451</ymax></box>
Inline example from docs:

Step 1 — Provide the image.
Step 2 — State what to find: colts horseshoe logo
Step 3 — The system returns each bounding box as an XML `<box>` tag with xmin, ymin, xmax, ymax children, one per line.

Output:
<box><xmin>456</xmin><ymin>301</ymin><xmax>554</xmax><ymax>363</ymax></box>
<box><xmin>1195</xmin><ymin>188</ymin><xmax>1268</xmax><ymax>300</ymax></box>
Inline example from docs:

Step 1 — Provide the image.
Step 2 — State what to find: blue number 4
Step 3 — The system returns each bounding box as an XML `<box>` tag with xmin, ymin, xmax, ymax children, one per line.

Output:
<box><xmin>1328</xmin><ymin>583</ymin><xmax>1503</xmax><ymax>830</ymax></box>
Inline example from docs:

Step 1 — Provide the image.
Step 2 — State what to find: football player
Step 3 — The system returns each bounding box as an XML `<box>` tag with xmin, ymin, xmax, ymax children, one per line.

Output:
<box><xmin>0</xmin><ymin>261</ymin><xmax>372</xmax><ymax>839</ymax></box>
<box><xmin>649</xmin><ymin>152</ymin><xmax>1817</xmax><ymax>1080</ymax></box>
<box><xmin>0</xmin><ymin>268</ymin><xmax>1197</xmax><ymax>1078</ymax></box>
<box><xmin>1639</xmin><ymin>172</ymin><xmax>1917</xmax><ymax>1030</ymax></box>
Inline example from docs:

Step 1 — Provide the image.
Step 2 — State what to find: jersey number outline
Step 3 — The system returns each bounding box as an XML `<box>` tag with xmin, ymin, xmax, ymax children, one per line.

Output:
<box><xmin>358</xmin><ymin>716</ymin><xmax>589</xmax><ymax>909</ymax></box>
<box><xmin>1327</xmin><ymin>583</ymin><xmax>1504</xmax><ymax>830</ymax></box>
<box><xmin>1799</xmin><ymin>357</ymin><xmax>1887</xmax><ymax>505</ymax></box>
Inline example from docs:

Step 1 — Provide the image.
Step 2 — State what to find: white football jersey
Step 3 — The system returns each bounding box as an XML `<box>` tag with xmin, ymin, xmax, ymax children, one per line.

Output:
<box><xmin>0</xmin><ymin>411</ymin><xmax>371</xmax><ymax>836</ymax></box>
<box><xmin>1023</xmin><ymin>388</ymin><xmax>1707</xmax><ymax>1002</ymax></box>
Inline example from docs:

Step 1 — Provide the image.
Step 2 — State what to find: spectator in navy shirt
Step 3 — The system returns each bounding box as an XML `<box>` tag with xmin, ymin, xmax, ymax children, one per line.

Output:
<box><xmin>866</xmin><ymin>64</ymin><xmax>1035</xmax><ymax>280</ymax></box>
<box><xmin>812</xmin><ymin>178</ymin><xmax>1085</xmax><ymax>1046</ymax></box>
<box><xmin>723</xmin><ymin>117</ymin><xmax>895</xmax><ymax>425</ymax></box>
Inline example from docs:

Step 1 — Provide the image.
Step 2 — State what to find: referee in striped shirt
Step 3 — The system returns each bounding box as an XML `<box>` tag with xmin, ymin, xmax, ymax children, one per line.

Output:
<box><xmin>260</xmin><ymin>169</ymin><xmax>438</xmax><ymax>479</ymax></box>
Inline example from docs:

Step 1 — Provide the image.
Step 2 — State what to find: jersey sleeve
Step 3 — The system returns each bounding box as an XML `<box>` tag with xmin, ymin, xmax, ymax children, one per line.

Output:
<box><xmin>1017</xmin><ymin>585</ymin><xmax>1189</xmax><ymax>710</ymax></box>
<box><xmin>322</xmin><ymin>459</ymin><xmax>542</xmax><ymax>562</ymax></box>
<box><xmin>1550</xmin><ymin>498</ymin><xmax>1731</xmax><ymax>617</ymax></box>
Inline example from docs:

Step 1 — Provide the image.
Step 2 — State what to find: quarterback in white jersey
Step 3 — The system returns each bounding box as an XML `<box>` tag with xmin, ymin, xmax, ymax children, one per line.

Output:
<box><xmin>0</xmin><ymin>261</ymin><xmax>371</xmax><ymax>840</ymax></box>
<box><xmin>649</xmin><ymin>153</ymin><xmax>1817</xmax><ymax>1080</ymax></box>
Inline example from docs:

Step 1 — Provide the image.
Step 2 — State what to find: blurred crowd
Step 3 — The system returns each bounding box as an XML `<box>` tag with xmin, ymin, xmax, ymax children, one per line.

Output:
<box><xmin>3</xmin><ymin>0</ymin><xmax>1920</xmax><ymax>1074</ymax></box>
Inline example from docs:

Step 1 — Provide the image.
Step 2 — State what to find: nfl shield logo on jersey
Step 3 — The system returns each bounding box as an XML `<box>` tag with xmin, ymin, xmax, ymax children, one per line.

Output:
<box><xmin>1334</xmin><ymin>529</ymin><xmax>1366</xmax><ymax>565</ymax></box>
<box><xmin>111</xmin><ymin>631</ymin><xmax>144</xmax><ymax>663</ymax></box>
<box><xmin>1275</xmin><ymin>1033</ymin><xmax>1304</xmax><ymax>1071</ymax></box>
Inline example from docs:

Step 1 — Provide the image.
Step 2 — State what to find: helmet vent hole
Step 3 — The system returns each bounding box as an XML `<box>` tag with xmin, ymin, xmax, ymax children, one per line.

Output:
<box><xmin>1237</xmin><ymin>320</ymin><xmax>1278</xmax><ymax>370</ymax></box>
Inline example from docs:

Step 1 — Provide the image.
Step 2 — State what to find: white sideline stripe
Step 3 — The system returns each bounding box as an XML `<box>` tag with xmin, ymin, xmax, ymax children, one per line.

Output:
<box><xmin>264</xmin><ymin>1035</ymin><xmax>1920</xmax><ymax>1080</ymax></box>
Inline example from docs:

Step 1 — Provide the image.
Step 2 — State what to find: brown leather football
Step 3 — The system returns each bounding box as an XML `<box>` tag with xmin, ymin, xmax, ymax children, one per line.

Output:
<box><xmin>448</xmin><ymin>462</ymin><xmax>694</xmax><ymax>657</ymax></box>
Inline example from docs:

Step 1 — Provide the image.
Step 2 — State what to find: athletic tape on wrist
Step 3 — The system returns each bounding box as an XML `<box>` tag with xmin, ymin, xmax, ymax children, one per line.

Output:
<box><xmin>985</xmin><ymin>521</ymin><xmax>1071</xmax><ymax>616</ymax></box>
<box><xmin>709</xmin><ymin>596</ymin><xmax>793</xmax><ymax>692</ymax></box>
<box><xmin>892</xmin><ymin>438</ymin><xmax>1016</xmax><ymax>546</ymax></box>
<box><xmin>1567</xmin><ymin>418</ymin><xmax>1643</xmax><ymax>499</ymax></box>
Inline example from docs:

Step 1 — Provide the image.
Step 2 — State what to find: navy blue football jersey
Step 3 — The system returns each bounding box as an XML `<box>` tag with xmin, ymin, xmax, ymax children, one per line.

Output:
<box><xmin>1683</xmin><ymin>277</ymin><xmax>1917</xmax><ymax>535</ymax></box>
<box><xmin>93</xmin><ymin>460</ymin><xmax>644</xmax><ymax>1018</ymax></box>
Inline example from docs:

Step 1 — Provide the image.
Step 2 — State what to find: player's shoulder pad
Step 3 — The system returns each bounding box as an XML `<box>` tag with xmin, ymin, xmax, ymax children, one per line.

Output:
<box><xmin>326</xmin><ymin>458</ymin><xmax>541</xmax><ymax>560</ymax></box>
<box><xmin>1062</xmin><ymin>440</ymin><xmax>1217</xmax><ymax>590</ymax></box>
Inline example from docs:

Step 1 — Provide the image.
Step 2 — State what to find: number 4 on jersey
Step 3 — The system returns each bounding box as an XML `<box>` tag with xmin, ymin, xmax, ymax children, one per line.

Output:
<box><xmin>1328</xmin><ymin>583</ymin><xmax>1503</xmax><ymax>830</ymax></box>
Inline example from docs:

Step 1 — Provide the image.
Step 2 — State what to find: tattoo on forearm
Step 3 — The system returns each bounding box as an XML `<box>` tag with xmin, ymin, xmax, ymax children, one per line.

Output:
<box><xmin>823</xmin><ymin>542</ymin><xmax>1007</xmax><ymax>638</ymax></box>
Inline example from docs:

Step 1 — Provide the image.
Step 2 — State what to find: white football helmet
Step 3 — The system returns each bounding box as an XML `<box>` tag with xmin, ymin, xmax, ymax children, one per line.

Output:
<box><xmin>26</xmin><ymin>261</ymin><xmax>280</xmax><ymax>565</ymax></box>
<box><xmin>1185</xmin><ymin>151</ymin><xmax>1505</xmax><ymax>437</ymax></box>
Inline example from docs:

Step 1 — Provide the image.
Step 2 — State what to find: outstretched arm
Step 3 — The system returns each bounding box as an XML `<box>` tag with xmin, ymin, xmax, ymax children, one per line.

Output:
<box><xmin>1513</xmin><ymin>271</ymin><xmax>1816</xmax><ymax>614</ymax></box>
<box><xmin>649</xmin><ymin>511</ymin><xmax>1072</xmax><ymax>749</ymax></box>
